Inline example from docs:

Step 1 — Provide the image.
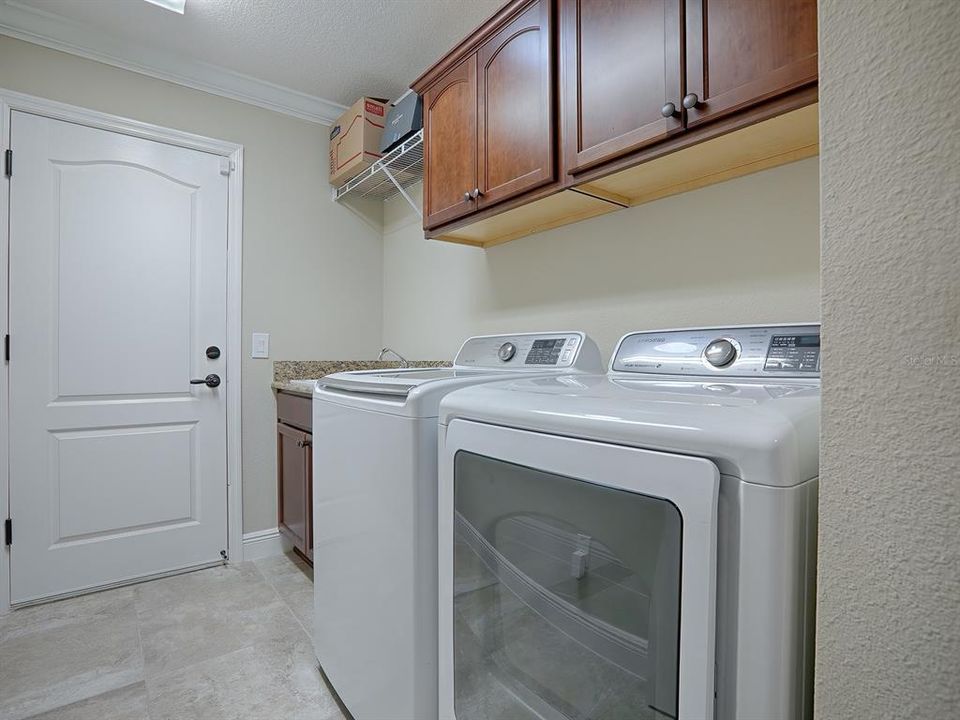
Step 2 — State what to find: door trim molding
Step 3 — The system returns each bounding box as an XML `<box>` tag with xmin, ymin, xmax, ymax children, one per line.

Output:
<box><xmin>0</xmin><ymin>88</ymin><xmax>245</xmax><ymax>614</ymax></box>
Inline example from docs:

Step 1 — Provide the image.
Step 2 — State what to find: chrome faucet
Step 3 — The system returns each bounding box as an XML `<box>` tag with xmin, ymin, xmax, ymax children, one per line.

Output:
<box><xmin>378</xmin><ymin>347</ymin><xmax>409</xmax><ymax>368</ymax></box>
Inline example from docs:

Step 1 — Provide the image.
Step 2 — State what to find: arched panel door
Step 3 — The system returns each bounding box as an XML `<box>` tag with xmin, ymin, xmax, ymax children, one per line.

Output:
<box><xmin>423</xmin><ymin>54</ymin><xmax>478</xmax><ymax>229</ymax></box>
<box><xmin>8</xmin><ymin>110</ymin><xmax>229</xmax><ymax>604</ymax></box>
<box><xmin>476</xmin><ymin>0</ymin><xmax>555</xmax><ymax>209</ymax></box>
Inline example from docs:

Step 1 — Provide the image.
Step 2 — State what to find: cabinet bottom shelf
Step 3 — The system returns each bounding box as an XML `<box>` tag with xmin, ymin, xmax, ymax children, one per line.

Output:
<box><xmin>430</xmin><ymin>101</ymin><xmax>818</xmax><ymax>249</ymax></box>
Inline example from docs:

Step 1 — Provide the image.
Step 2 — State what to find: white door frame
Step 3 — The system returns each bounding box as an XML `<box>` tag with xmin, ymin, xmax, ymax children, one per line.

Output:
<box><xmin>0</xmin><ymin>88</ymin><xmax>245</xmax><ymax>615</ymax></box>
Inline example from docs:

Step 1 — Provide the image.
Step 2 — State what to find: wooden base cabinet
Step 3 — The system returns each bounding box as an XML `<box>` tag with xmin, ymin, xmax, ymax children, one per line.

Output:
<box><xmin>277</xmin><ymin>393</ymin><xmax>312</xmax><ymax>564</ymax></box>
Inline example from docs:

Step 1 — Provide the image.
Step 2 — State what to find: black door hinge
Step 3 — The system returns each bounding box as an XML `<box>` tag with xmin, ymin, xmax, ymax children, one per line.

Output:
<box><xmin>4</xmin><ymin>148</ymin><xmax>11</xmax><ymax>178</ymax></box>
<box><xmin>4</xmin><ymin>334</ymin><xmax>9</xmax><ymax>363</ymax></box>
<box><xmin>4</xmin><ymin>518</ymin><xmax>11</xmax><ymax>546</ymax></box>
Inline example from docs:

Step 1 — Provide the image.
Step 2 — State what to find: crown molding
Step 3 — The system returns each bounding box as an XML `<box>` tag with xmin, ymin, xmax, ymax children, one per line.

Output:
<box><xmin>0</xmin><ymin>0</ymin><xmax>347</xmax><ymax>125</ymax></box>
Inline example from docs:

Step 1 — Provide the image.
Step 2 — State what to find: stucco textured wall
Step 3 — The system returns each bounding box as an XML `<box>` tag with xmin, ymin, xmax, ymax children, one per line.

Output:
<box><xmin>816</xmin><ymin>0</ymin><xmax>960</xmax><ymax>717</ymax></box>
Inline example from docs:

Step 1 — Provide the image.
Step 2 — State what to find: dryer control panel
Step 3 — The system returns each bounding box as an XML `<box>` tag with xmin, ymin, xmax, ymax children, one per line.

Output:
<box><xmin>611</xmin><ymin>324</ymin><xmax>821</xmax><ymax>377</ymax></box>
<box><xmin>454</xmin><ymin>332</ymin><xmax>599</xmax><ymax>371</ymax></box>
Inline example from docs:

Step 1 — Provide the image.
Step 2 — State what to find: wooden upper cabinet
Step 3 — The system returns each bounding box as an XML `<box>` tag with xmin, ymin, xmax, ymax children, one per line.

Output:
<box><xmin>562</xmin><ymin>0</ymin><xmax>683</xmax><ymax>175</ymax></box>
<box><xmin>415</xmin><ymin>0</ymin><xmax>819</xmax><ymax>244</ymax></box>
<box><xmin>684</xmin><ymin>0</ymin><xmax>818</xmax><ymax>127</ymax></box>
<box><xmin>477</xmin><ymin>0</ymin><xmax>554</xmax><ymax>208</ymax></box>
<box><xmin>423</xmin><ymin>54</ymin><xmax>478</xmax><ymax>229</ymax></box>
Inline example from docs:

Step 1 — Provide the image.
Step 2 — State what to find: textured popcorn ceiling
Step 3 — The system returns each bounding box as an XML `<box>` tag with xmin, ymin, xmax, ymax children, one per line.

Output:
<box><xmin>7</xmin><ymin>0</ymin><xmax>503</xmax><ymax>104</ymax></box>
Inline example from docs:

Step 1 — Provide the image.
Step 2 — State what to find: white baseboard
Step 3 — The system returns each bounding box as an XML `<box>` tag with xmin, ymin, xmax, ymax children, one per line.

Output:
<box><xmin>241</xmin><ymin>528</ymin><xmax>289</xmax><ymax>561</ymax></box>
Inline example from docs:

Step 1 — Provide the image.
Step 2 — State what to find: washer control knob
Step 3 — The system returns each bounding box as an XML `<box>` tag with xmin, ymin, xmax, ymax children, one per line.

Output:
<box><xmin>498</xmin><ymin>342</ymin><xmax>517</xmax><ymax>362</ymax></box>
<box><xmin>704</xmin><ymin>338</ymin><xmax>737</xmax><ymax>368</ymax></box>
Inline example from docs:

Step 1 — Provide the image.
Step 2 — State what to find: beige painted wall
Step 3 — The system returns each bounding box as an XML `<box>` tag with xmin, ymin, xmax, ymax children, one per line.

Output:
<box><xmin>816</xmin><ymin>0</ymin><xmax>960</xmax><ymax>716</ymax></box>
<box><xmin>383</xmin><ymin>158</ymin><xmax>821</xmax><ymax>364</ymax></box>
<box><xmin>0</xmin><ymin>36</ymin><xmax>385</xmax><ymax>534</ymax></box>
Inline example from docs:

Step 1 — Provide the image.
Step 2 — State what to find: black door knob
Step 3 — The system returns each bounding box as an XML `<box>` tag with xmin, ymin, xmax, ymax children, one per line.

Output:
<box><xmin>190</xmin><ymin>374</ymin><xmax>221</xmax><ymax>388</ymax></box>
<box><xmin>205</xmin><ymin>345</ymin><xmax>221</xmax><ymax>359</ymax></box>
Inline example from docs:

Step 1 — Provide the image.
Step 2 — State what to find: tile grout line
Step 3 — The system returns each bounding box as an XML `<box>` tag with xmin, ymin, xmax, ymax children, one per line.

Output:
<box><xmin>132</xmin><ymin>588</ymin><xmax>158</xmax><ymax>720</ymax></box>
<box><xmin>15</xmin><ymin>589</ymin><xmax>150</xmax><ymax>720</ymax></box>
<box><xmin>259</xmin><ymin>561</ymin><xmax>313</xmax><ymax>640</ymax></box>
<box><xmin>136</xmin><ymin>563</ymin><xmax>288</xmax><ymax>688</ymax></box>
<box><xmin>14</xmin><ymin>560</ymin><xmax>329</xmax><ymax>720</ymax></box>
<box><xmin>253</xmin><ymin>561</ymin><xmax>349</xmax><ymax>720</ymax></box>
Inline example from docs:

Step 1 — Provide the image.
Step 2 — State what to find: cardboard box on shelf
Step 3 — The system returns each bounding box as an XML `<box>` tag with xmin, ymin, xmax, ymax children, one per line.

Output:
<box><xmin>329</xmin><ymin>97</ymin><xmax>389</xmax><ymax>187</ymax></box>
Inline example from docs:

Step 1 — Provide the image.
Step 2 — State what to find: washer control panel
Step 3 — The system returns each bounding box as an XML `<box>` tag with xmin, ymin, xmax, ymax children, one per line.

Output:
<box><xmin>524</xmin><ymin>337</ymin><xmax>570</xmax><ymax>365</ymax></box>
<box><xmin>455</xmin><ymin>332</ymin><xmax>589</xmax><ymax>369</ymax></box>
<box><xmin>611</xmin><ymin>325</ymin><xmax>820</xmax><ymax>377</ymax></box>
<box><xmin>764</xmin><ymin>333</ymin><xmax>821</xmax><ymax>372</ymax></box>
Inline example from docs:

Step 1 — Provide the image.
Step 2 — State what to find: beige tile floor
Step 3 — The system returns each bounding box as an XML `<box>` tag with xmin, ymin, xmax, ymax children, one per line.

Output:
<box><xmin>0</xmin><ymin>553</ymin><xmax>344</xmax><ymax>720</ymax></box>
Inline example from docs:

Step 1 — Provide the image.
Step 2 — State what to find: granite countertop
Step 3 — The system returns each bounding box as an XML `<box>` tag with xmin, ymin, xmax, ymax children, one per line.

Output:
<box><xmin>272</xmin><ymin>359</ymin><xmax>451</xmax><ymax>397</ymax></box>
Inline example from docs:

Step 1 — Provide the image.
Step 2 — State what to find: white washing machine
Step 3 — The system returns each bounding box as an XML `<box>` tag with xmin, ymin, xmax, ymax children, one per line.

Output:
<box><xmin>438</xmin><ymin>324</ymin><xmax>821</xmax><ymax>720</ymax></box>
<box><xmin>312</xmin><ymin>332</ymin><xmax>602</xmax><ymax>720</ymax></box>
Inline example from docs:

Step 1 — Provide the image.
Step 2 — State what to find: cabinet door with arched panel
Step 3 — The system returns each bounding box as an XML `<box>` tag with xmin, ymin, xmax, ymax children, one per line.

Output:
<box><xmin>476</xmin><ymin>0</ymin><xmax>555</xmax><ymax>209</ymax></box>
<box><xmin>423</xmin><ymin>54</ymin><xmax>478</xmax><ymax>229</ymax></box>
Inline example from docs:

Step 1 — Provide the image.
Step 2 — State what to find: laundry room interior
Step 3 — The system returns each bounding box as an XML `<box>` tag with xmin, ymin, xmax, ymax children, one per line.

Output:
<box><xmin>0</xmin><ymin>1</ymin><xmax>956</xmax><ymax>720</ymax></box>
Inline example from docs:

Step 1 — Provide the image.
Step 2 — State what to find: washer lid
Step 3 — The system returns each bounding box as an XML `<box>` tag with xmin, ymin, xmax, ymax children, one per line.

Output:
<box><xmin>319</xmin><ymin>367</ymin><xmax>490</xmax><ymax>396</ymax></box>
<box><xmin>314</xmin><ymin>331</ymin><xmax>603</xmax><ymax>417</ymax></box>
<box><xmin>439</xmin><ymin>373</ymin><xmax>820</xmax><ymax>485</ymax></box>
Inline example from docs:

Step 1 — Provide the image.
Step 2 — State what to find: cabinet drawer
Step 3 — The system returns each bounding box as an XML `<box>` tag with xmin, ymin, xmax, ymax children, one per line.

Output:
<box><xmin>277</xmin><ymin>392</ymin><xmax>311</xmax><ymax>431</ymax></box>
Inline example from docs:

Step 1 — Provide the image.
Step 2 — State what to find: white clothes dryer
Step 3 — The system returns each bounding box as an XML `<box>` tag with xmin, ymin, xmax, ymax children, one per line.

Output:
<box><xmin>312</xmin><ymin>332</ymin><xmax>602</xmax><ymax>720</ymax></box>
<box><xmin>437</xmin><ymin>324</ymin><xmax>821</xmax><ymax>720</ymax></box>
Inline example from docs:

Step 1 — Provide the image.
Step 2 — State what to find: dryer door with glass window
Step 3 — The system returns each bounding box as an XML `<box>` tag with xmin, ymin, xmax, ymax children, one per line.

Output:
<box><xmin>439</xmin><ymin>420</ymin><xmax>719</xmax><ymax>720</ymax></box>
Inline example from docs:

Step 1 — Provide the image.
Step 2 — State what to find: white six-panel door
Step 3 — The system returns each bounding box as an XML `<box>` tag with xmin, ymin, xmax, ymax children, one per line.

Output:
<box><xmin>8</xmin><ymin>110</ymin><xmax>229</xmax><ymax>604</ymax></box>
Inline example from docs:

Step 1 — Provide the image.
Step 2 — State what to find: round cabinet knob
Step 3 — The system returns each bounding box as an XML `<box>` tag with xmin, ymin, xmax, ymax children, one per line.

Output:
<box><xmin>661</xmin><ymin>102</ymin><xmax>677</xmax><ymax>118</ymax></box>
<box><xmin>463</xmin><ymin>191</ymin><xmax>472</xmax><ymax>202</ymax></box>
<box><xmin>704</xmin><ymin>339</ymin><xmax>737</xmax><ymax>368</ymax></box>
<box><xmin>682</xmin><ymin>93</ymin><xmax>700</xmax><ymax>110</ymax></box>
<box><xmin>498</xmin><ymin>342</ymin><xmax>517</xmax><ymax>362</ymax></box>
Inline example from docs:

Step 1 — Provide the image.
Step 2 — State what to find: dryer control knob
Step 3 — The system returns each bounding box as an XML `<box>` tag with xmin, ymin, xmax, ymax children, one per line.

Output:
<box><xmin>704</xmin><ymin>339</ymin><xmax>737</xmax><ymax>368</ymax></box>
<box><xmin>498</xmin><ymin>342</ymin><xmax>517</xmax><ymax>362</ymax></box>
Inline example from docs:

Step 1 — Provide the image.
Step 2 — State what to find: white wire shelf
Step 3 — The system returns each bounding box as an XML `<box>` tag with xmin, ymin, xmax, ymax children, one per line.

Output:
<box><xmin>332</xmin><ymin>129</ymin><xmax>423</xmax><ymax>217</ymax></box>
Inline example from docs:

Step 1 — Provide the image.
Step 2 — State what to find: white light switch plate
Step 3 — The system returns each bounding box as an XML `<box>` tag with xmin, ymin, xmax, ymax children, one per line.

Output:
<box><xmin>251</xmin><ymin>332</ymin><xmax>270</xmax><ymax>359</ymax></box>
